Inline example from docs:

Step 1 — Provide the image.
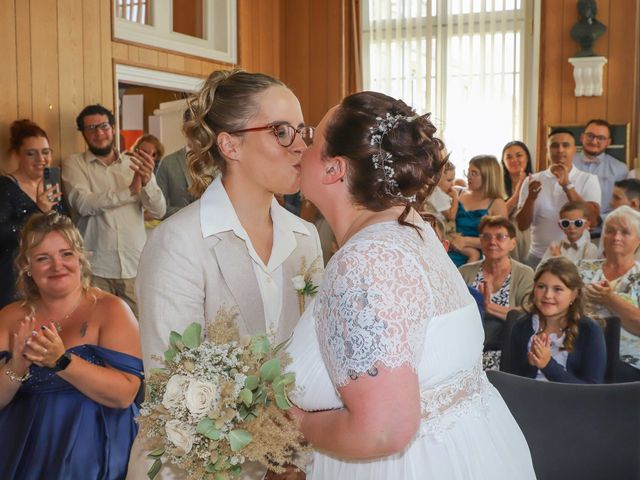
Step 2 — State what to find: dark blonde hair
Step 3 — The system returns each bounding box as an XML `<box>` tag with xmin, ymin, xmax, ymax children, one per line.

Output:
<box><xmin>469</xmin><ymin>155</ymin><xmax>506</xmax><ymax>200</ymax></box>
<box><xmin>184</xmin><ymin>69</ymin><xmax>286</xmax><ymax>198</ymax></box>
<box><xmin>324</xmin><ymin>91</ymin><xmax>446</xmax><ymax>230</ymax></box>
<box><xmin>525</xmin><ymin>257</ymin><xmax>584</xmax><ymax>351</ymax></box>
<box><xmin>15</xmin><ymin>212</ymin><xmax>92</xmax><ymax>314</ymax></box>
<box><xmin>132</xmin><ymin>134</ymin><xmax>165</xmax><ymax>161</ymax></box>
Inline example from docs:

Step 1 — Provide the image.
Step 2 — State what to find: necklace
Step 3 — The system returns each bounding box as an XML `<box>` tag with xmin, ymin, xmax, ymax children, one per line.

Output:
<box><xmin>40</xmin><ymin>293</ymin><xmax>84</xmax><ymax>333</ymax></box>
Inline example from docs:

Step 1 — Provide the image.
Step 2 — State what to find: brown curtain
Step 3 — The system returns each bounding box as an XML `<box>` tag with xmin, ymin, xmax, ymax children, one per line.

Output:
<box><xmin>343</xmin><ymin>0</ymin><xmax>362</xmax><ymax>95</ymax></box>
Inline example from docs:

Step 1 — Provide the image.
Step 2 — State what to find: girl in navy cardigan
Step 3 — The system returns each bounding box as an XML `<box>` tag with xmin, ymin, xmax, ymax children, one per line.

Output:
<box><xmin>501</xmin><ymin>257</ymin><xmax>606</xmax><ymax>383</ymax></box>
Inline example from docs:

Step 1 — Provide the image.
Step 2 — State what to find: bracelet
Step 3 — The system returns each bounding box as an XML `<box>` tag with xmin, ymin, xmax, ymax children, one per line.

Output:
<box><xmin>4</xmin><ymin>367</ymin><xmax>31</xmax><ymax>383</ymax></box>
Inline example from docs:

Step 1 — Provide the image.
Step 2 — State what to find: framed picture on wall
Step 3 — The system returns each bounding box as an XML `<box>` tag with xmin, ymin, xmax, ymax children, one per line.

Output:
<box><xmin>546</xmin><ymin>123</ymin><xmax>632</xmax><ymax>168</ymax></box>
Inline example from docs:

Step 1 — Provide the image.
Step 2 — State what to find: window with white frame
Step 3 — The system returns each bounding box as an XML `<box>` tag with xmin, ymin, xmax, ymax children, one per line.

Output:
<box><xmin>362</xmin><ymin>0</ymin><xmax>535</xmax><ymax>174</ymax></box>
<box><xmin>114</xmin><ymin>0</ymin><xmax>237</xmax><ymax>64</ymax></box>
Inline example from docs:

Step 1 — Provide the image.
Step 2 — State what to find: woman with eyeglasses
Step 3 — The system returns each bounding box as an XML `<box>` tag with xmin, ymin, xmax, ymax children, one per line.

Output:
<box><xmin>0</xmin><ymin>119</ymin><xmax>68</xmax><ymax>308</ymax></box>
<box><xmin>459</xmin><ymin>216</ymin><xmax>534</xmax><ymax>369</ymax></box>
<box><xmin>448</xmin><ymin>155</ymin><xmax>508</xmax><ymax>267</ymax></box>
<box><xmin>501</xmin><ymin>257</ymin><xmax>606</xmax><ymax>384</ymax></box>
<box><xmin>127</xmin><ymin>70</ymin><xmax>323</xmax><ymax>479</ymax></box>
<box><xmin>578</xmin><ymin>206</ymin><xmax>640</xmax><ymax>382</ymax></box>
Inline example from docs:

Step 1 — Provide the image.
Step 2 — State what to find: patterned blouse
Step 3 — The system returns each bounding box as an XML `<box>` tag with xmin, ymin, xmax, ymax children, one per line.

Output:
<box><xmin>471</xmin><ymin>268</ymin><xmax>512</xmax><ymax>307</ymax></box>
<box><xmin>578</xmin><ymin>259</ymin><xmax>640</xmax><ymax>370</ymax></box>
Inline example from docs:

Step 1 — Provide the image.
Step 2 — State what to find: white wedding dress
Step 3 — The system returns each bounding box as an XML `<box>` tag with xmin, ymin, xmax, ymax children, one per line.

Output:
<box><xmin>286</xmin><ymin>220</ymin><xmax>536</xmax><ymax>479</ymax></box>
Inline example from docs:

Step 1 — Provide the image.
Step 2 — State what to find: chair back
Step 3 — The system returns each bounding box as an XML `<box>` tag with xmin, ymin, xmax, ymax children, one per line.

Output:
<box><xmin>487</xmin><ymin>370</ymin><xmax>640</xmax><ymax>480</ymax></box>
<box><xmin>604</xmin><ymin>316</ymin><xmax>621</xmax><ymax>383</ymax></box>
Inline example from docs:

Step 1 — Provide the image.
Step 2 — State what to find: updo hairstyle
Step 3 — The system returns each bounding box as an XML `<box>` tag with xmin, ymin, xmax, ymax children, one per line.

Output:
<box><xmin>323</xmin><ymin>91</ymin><xmax>446</xmax><ymax>227</ymax></box>
<box><xmin>9</xmin><ymin>119</ymin><xmax>49</xmax><ymax>153</ymax></box>
<box><xmin>184</xmin><ymin>69</ymin><xmax>286</xmax><ymax>197</ymax></box>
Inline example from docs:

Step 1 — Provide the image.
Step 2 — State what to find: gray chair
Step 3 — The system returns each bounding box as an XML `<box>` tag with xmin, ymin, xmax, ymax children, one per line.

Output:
<box><xmin>486</xmin><ymin>370</ymin><xmax>640</xmax><ymax>480</ymax></box>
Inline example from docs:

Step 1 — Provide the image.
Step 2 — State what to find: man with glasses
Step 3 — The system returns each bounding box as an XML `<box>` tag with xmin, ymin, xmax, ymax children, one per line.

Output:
<box><xmin>574</xmin><ymin>119</ymin><xmax>628</xmax><ymax>223</ymax></box>
<box><xmin>61</xmin><ymin>104</ymin><xmax>166</xmax><ymax>316</ymax></box>
<box><xmin>516</xmin><ymin>128</ymin><xmax>601</xmax><ymax>269</ymax></box>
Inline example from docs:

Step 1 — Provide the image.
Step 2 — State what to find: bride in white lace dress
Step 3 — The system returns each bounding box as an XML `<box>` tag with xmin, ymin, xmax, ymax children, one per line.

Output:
<box><xmin>285</xmin><ymin>92</ymin><xmax>536</xmax><ymax>479</ymax></box>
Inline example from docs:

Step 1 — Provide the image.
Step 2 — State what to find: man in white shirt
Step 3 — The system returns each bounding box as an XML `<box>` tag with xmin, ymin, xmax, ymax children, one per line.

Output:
<box><xmin>516</xmin><ymin>128</ymin><xmax>601</xmax><ymax>269</ymax></box>
<box><xmin>62</xmin><ymin>104</ymin><xmax>166</xmax><ymax>316</ymax></box>
<box><xmin>573</xmin><ymin>119</ymin><xmax>628</xmax><ymax>222</ymax></box>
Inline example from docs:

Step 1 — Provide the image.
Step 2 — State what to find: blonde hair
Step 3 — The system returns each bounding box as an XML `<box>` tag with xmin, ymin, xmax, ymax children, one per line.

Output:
<box><xmin>469</xmin><ymin>155</ymin><xmax>506</xmax><ymax>200</ymax></box>
<box><xmin>15</xmin><ymin>212</ymin><xmax>92</xmax><ymax>315</ymax></box>
<box><xmin>183</xmin><ymin>69</ymin><xmax>286</xmax><ymax>198</ymax></box>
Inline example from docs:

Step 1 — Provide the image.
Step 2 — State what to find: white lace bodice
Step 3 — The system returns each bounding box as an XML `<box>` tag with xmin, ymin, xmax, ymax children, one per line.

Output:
<box><xmin>314</xmin><ymin>220</ymin><xmax>474</xmax><ymax>387</ymax></box>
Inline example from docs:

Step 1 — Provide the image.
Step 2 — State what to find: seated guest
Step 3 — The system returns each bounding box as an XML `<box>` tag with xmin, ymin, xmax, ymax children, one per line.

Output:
<box><xmin>516</xmin><ymin>129</ymin><xmax>601</xmax><ymax>269</ymax></box>
<box><xmin>0</xmin><ymin>120</ymin><xmax>68</xmax><ymax>308</ymax></box>
<box><xmin>131</xmin><ymin>134</ymin><xmax>165</xmax><ymax>173</ymax></box>
<box><xmin>501</xmin><ymin>141</ymin><xmax>533</xmax><ymax>262</ymax></box>
<box><xmin>0</xmin><ymin>212</ymin><xmax>143</xmax><ymax>479</ymax></box>
<box><xmin>610</xmin><ymin>178</ymin><xmax>640</xmax><ymax>211</ymax></box>
<box><xmin>426</xmin><ymin>160</ymin><xmax>458</xmax><ymax>226</ymax></box>
<box><xmin>501</xmin><ymin>257</ymin><xmax>606</xmax><ymax>383</ymax></box>
<box><xmin>449</xmin><ymin>155</ymin><xmax>508</xmax><ymax>267</ymax></box>
<box><xmin>459</xmin><ymin>216</ymin><xmax>534</xmax><ymax>321</ymax></box>
<box><xmin>578</xmin><ymin>206</ymin><xmax>640</xmax><ymax>382</ymax></box>
<box><xmin>573</xmin><ymin>119</ymin><xmax>628</xmax><ymax>223</ymax></box>
<box><xmin>541</xmin><ymin>200</ymin><xmax>598</xmax><ymax>264</ymax></box>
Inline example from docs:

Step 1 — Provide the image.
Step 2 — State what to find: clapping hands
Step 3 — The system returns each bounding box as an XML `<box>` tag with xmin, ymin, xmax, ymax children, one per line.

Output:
<box><xmin>528</xmin><ymin>333</ymin><xmax>551</xmax><ymax>369</ymax></box>
<box><xmin>584</xmin><ymin>280</ymin><xmax>613</xmax><ymax>305</ymax></box>
<box><xmin>128</xmin><ymin>149</ymin><xmax>155</xmax><ymax>194</ymax></box>
<box><xmin>23</xmin><ymin>322</ymin><xmax>67</xmax><ymax>369</ymax></box>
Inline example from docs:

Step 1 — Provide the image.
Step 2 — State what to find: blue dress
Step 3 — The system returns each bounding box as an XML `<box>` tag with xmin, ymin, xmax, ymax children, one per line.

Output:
<box><xmin>0</xmin><ymin>345</ymin><xmax>144</xmax><ymax>480</ymax></box>
<box><xmin>448</xmin><ymin>199</ymin><xmax>492</xmax><ymax>267</ymax></box>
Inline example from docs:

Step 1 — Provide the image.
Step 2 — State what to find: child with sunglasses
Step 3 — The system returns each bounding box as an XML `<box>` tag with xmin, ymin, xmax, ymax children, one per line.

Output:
<box><xmin>541</xmin><ymin>201</ymin><xmax>598</xmax><ymax>264</ymax></box>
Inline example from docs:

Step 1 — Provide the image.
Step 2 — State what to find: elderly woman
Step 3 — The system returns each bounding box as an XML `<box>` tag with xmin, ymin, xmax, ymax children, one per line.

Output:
<box><xmin>578</xmin><ymin>205</ymin><xmax>640</xmax><ymax>382</ymax></box>
<box><xmin>448</xmin><ymin>155</ymin><xmax>508</xmax><ymax>267</ymax></box>
<box><xmin>501</xmin><ymin>257</ymin><xmax>606</xmax><ymax>383</ymax></box>
<box><xmin>0</xmin><ymin>120</ymin><xmax>67</xmax><ymax>308</ymax></box>
<box><xmin>0</xmin><ymin>212</ymin><xmax>143</xmax><ymax>479</ymax></box>
<box><xmin>459</xmin><ymin>216</ymin><xmax>534</xmax><ymax>369</ymax></box>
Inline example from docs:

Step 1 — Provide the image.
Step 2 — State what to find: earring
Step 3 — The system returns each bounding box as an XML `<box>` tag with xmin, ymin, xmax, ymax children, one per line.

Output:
<box><xmin>27</xmin><ymin>271</ymin><xmax>32</xmax><ymax>277</ymax></box>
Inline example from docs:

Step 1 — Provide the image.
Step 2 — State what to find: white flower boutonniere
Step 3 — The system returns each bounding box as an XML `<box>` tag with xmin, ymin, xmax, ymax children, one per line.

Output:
<box><xmin>293</xmin><ymin>256</ymin><xmax>322</xmax><ymax>314</ymax></box>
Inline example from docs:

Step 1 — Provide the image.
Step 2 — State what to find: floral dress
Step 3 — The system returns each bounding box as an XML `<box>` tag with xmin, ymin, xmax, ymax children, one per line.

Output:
<box><xmin>471</xmin><ymin>268</ymin><xmax>512</xmax><ymax>371</ymax></box>
<box><xmin>578</xmin><ymin>259</ymin><xmax>640</xmax><ymax>370</ymax></box>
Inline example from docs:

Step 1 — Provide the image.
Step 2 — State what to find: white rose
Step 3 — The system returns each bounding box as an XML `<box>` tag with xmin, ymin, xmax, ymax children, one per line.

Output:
<box><xmin>162</xmin><ymin>374</ymin><xmax>189</xmax><ymax>411</ymax></box>
<box><xmin>165</xmin><ymin>420</ymin><xmax>194</xmax><ymax>455</ymax></box>
<box><xmin>185</xmin><ymin>380</ymin><xmax>218</xmax><ymax>417</ymax></box>
<box><xmin>292</xmin><ymin>275</ymin><xmax>306</xmax><ymax>291</ymax></box>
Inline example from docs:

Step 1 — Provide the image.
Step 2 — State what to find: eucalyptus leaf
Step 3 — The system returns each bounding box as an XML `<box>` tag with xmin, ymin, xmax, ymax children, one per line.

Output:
<box><xmin>228</xmin><ymin>429</ymin><xmax>253</xmax><ymax>452</ymax></box>
<box><xmin>250</xmin><ymin>333</ymin><xmax>271</xmax><ymax>358</ymax></box>
<box><xmin>244</xmin><ymin>375</ymin><xmax>260</xmax><ymax>390</ymax></box>
<box><xmin>272</xmin><ymin>380</ymin><xmax>285</xmax><ymax>395</ymax></box>
<box><xmin>275</xmin><ymin>392</ymin><xmax>292</xmax><ymax>409</ymax></box>
<box><xmin>205</xmin><ymin>463</ymin><xmax>216</xmax><ymax>473</ymax></box>
<box><xmin>230</xmin><ymin>464</ymin><xmax>242</xmax><ymax>476</ymax></box>
<box><xmin>147</xmin><ymin>447</ymin><xmax>165</xmax><ymax>458</ymax></box>
<box><xmin>281</xmin><ymin>372</ymin><xmax>295</xmax><ymax>385</ymax></box>
<box><xmin>214</xmin><ymin>474</ymin><xmax>227</xmax><ymax>480</ymax></box>
<box><xmin>259</xmin><ymin>358</ymin><xmax>281</xmax><ymax>382</ymax></box>
<box><xmin>214</xmin><ymin>455</ymin><xmax>230</xmax><ymax>471</ymax></box>
<box><xmin>169</xmin><ymin>331</ymin><xmax>182</xmax><ymax>348</ymax></box>
<box><xmin>182</xmin><ymin>323</ymin><xmax>202</xmax><ymax>349</ymax></box>
<box><xmin>147</xmin><ymin>458</ymin><xmax>162</xmax><ymax>479</ymax></box>
<box><xmin>239</xmin><ymin>388</ymin><xmax>253</xmax><ymax>407</ymax></box>
<box><xmin>175</xmin><ymin>340</ymin><xmax>185</xmax><ymax>352</ymax></box>
<box><xmin>164</xmin><ymin>348</ymin><xmax>177</xmax><ymax>363</ymax></box>
<box><xmin>196</xmin><ymin>418</ymin><xmax>220</xmax><ymax>440</ymax></box>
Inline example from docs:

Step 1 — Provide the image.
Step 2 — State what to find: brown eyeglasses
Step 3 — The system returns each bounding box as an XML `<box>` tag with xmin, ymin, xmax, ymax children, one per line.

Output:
<box><xmin>229</xmin><ymin>123</ymin><xmax>315</xmax><ymax>147</ymax></box>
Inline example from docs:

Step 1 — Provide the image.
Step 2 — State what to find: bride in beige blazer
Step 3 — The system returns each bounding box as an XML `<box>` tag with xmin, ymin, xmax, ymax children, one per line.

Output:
<box><xmin>127</xmin><ymin>70</ymin><xmax>322</xmax><ymax>480</ymax></box>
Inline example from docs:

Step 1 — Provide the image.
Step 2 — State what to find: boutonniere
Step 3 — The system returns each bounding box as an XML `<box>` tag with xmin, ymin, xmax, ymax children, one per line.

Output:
<box><xmin>292</xmin><ymin>256</ymin><xmax>322</xmax><ymax>314</ymax></box>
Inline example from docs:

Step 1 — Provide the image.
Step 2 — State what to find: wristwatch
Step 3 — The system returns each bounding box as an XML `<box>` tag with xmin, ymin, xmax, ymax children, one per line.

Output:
<box><xmin>53</xmin><ymin>352</ymin><xmax>72</xmax><ymax>372</ymax></box>
<box><xmin>562</xmin><ymin>182</ymin><xmax>575</xmax><ymax>192</ymax></box>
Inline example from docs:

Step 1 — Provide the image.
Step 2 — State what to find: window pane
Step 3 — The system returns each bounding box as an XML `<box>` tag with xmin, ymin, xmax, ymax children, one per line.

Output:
<box><xmin>116</xmin><ymin>0</ymin><xmax>152</xmax><ymax>25</ymax></box>
<box><xmin>173</xmin><ymin>0</ymin><xmax>205</xmax><ymax>39</ymax></box>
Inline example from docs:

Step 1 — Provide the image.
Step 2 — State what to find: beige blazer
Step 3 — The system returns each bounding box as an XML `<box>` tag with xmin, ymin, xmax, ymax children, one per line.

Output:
<box><xmin>459</xmin><ymin>259</ymin><xmax>534</xmax><ymax>309</ymax></box>
<box><xmin>127</xmin><ymin>185</ymin><xmax>323</xmax><ymax>480</ymax></box>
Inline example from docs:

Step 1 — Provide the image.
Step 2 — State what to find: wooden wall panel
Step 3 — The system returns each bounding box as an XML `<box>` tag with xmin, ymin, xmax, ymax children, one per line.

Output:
<box><xmin>15</xmin><ymin>1</ymin><xmax>32</xmax><ymax>120</ymax></box>
<box><xmin>0</xmin><ymin>0</ymin><xmax>18</xmax><ymax>160</ymax></box>
<box><xmin>538</xmin><ymin>0</ymin><xmax>638</xmax><ymax>169</ymax></box>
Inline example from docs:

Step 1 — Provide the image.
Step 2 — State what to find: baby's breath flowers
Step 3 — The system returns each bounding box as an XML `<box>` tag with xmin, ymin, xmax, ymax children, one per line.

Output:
<box><xmin>138</xmin><ymin>308</ymin><xmax>305</xmax><ymax>479</ymax></box>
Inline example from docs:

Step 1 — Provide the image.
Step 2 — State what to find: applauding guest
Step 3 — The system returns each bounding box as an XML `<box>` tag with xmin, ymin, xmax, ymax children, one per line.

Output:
<box><xmin>578</xmin><ymin>206</ymin><xmax>640</xmax><ymax>382</ymax></box>
<box><xmin>501</xmin><ymin>257</ymin><xmax>606</xmax><ymax>383</ymax></box>
<box><xmin>0</xmin><ymin>212</ymin><xmax>143</xmax><ymax>479</ymax></box>
<box><xmin>516</xmin><ymin>129</ymin><xmax>601</xmax><ymax>269</ymax></box>
<box><xmin>0</xmin><ymin>120</ymin><xmax>68</xmax><ymax>308</ymax></box>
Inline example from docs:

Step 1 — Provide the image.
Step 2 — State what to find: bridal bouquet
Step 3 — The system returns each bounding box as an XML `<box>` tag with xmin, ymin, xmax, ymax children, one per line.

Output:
<box><xmin>137</xmin><ymin>308</ymin><xmax>304</xmax><ymax>479</ymax></box>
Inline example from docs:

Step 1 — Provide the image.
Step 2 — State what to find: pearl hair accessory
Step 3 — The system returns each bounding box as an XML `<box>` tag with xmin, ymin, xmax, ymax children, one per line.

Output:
<box><xmin>369</xmin><ymin>113</ymin><xmax>419</xmax><ymax>203</ymax></box>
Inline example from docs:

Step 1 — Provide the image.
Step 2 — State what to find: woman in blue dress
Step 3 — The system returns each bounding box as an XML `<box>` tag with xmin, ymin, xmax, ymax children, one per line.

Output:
<box><xmin>448</xmin><ymin>155</ymin><xmax>508</xmax><ymax>267</ymax></box>
<box><xmin>0</xmin><ymin>212</ymin><xmax>143</xmax><ymax>480</ymax></box>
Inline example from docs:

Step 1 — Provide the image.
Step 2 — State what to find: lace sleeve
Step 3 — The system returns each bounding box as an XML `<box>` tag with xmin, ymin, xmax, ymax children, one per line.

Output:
<box><xmin>315</xmin><ymin>236</ymin><xmax>429</xmax><ymax>387</ymax></box>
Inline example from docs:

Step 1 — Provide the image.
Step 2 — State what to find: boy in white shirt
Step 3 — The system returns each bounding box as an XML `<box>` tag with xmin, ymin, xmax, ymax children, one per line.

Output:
<box><xmin>541</xmin><ymin>200</ymin><xmax>598</xmax><ymax>264</ymax></box>
<box><xmin>427</xmin><ymin>161</ymin><xmax>458</xmax><ymax>222</ymax></box>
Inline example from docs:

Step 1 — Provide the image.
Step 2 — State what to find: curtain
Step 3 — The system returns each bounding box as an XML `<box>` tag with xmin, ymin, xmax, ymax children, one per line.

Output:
<box><xmin>362</xmin><ymin>0</ymin><xmax>527</xmax><ymax>173</ymax></box>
